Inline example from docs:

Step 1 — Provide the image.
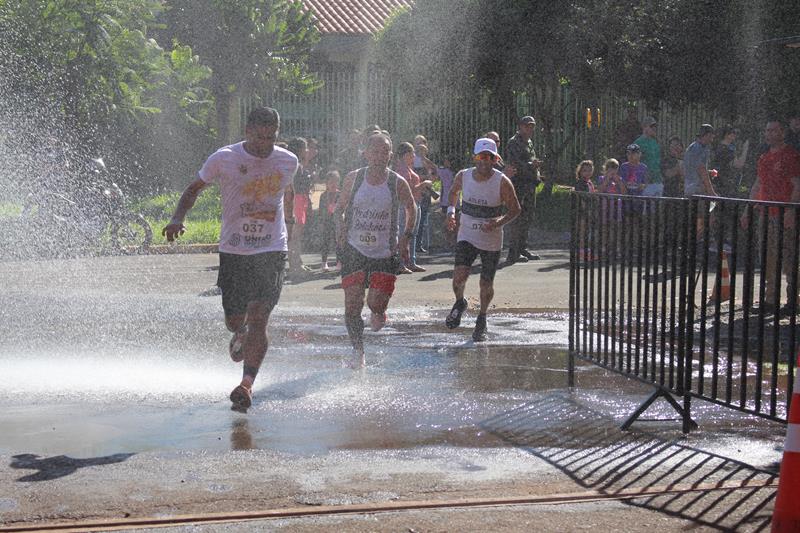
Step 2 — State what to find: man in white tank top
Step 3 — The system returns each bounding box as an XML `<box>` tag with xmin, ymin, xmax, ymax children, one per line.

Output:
<box><xmin>445</xmin><ymin>138</ymin><xmax>521</xmax><ymax>341</ymax></box>
<box><xmin>334</xmin><ymin>133</ymin><xmax>417</xmax><ymax>367</ymax></box>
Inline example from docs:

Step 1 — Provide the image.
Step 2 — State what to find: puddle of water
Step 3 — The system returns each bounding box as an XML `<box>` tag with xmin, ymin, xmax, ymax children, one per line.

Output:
<box><xmin>0</xmin><ymin>311</ymin><xmax>784</xmax><ymax>463</ymax></box>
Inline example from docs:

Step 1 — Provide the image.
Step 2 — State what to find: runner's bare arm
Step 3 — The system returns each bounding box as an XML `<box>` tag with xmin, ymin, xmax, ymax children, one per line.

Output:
<box><xmin>483</xmin><ymin>175</ymin><xmax>521</xmax><ymax>232</ymax></box>
<box><xmin>446</xmin><ymin>171</ymin><xmax>464</xmax><ymax>232</ymax></box>
<box><xmin>162</xmin><ymin>178</ymin><xmax>208</xmax><ymax>242</ymax></box>
<box><xmin>334</xmin><ymin>170</ymin><xmax>358</xmax><ymax>245</ymax></box>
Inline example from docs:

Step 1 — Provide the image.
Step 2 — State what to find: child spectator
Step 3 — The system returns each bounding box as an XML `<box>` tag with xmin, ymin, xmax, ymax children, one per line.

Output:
<box><xmin>574</xmin><ymin>160</ymin><xmax>596</xmax><ymax>192</ymax></box>
<box><xmin>597</xmin><ymin>158</ymin><xmax>627</xmax><ymax>194</ymax></box>
<box><xmin>597</xmin><ymin>158</ymin><xmax>628</xmax><ymax>258</ymax></box>
<box><xmin>318</xmin><ymin>169</ymin><xmax>341</xmax><ymax>272</ymax></box>
<box><xmin>574</xmin><ymin>160</ymin><xmax>596</xmax><ymax>260</ymax></box>
<box><xmin>620</xmin><ymin>144</ymin><xmax>648</xmax><ymax>194</ymax></box>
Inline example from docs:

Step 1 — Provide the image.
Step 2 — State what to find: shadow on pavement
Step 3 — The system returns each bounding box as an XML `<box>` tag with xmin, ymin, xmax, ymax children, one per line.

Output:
<box><xmin>480</xmin><ymin>393</ymin><xmax>776</xmax><ymax>532</ymax></box>
<box><xmin>10</xmin><ymin>452</ymin><xmax>135</xmax><ymax>482</ymax></box>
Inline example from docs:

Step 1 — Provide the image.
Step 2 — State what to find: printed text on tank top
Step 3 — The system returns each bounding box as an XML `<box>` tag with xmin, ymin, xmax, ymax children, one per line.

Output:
<box><xmin>347</xmin><ymin>172</ymin><xmax>394</xmax><ymax>258</ymax></box>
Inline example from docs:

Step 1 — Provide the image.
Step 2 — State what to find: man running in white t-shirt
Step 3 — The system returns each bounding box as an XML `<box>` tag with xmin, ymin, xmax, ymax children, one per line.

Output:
<box><xmin>334</xmin><ymin>133</ymin><xmax>417</xmax><ymax>367</ymax></box>
<box><xmin>445</xmin><ymin>138</ymin><xmax>521</xmax><ymax>341</ymax></box>
<box><xmin>162</xmin><ymin>107</ymin><xmax>298</xmax><ymax>412</ymax></box>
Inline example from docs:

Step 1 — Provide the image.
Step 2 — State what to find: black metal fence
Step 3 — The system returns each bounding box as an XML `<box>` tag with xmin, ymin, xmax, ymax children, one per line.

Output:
<box><xmin>569</xmin><ymin>192</ymin><xmax>799</xmax><ymax>432</ymax></box>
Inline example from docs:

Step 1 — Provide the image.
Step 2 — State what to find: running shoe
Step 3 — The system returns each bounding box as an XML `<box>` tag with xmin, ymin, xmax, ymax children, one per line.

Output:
<box><xmin>445</xmin><ymin>298</ymin><xmax>468</xmax><ymax>329</ymax></box>
<box><xmin>472</xmin><ymin>314</ymin><xmax>488</xmax><ymax>342</ymax></box>
<box><xmin>409</xmin><ymin>264</ymin><xmax>427</xmax><ymax>272</ymax></box>
<box><xmin>322</xmin><ymin>263</ymin><xmax>331</xmax><ymax>272</ymax></box>
<box><xmin>229</xmin><ymin>325</ymin><xmax>247</xmax><ymax>362</ymax></box>
<box><xmin>229</xmin><ymin>384</ymin><xmax>252</xmax><ymax>412</ymax></box>
<box><xmin>370</xmin><ymin>311</ymin><xmax>387</xmax><ymax>331</ymax></box>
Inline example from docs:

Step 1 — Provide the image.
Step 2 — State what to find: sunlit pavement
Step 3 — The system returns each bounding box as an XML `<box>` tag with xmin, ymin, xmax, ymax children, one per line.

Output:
<box><xmin>0</xmin><ymin>251</ymin><xmax>784</xmax><ymax>531</ymax></box>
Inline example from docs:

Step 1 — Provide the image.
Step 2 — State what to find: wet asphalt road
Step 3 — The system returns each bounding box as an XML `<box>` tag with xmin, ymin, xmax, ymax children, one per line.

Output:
<box><xmin>0</xmin><ymin>251</ymin><xmax>786</xmax><ymax>531</ymax></box>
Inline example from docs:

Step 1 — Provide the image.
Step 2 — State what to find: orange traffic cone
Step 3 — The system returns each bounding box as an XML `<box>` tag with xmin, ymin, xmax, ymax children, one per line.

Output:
<box><xmin>708</xmin><ymin>251</ymin><xmax>732</xmax><ymax>304</ymax></box>
<box><xmin>772</xmin><ymin>355</ymin><xmax>800</xmax><ymax>532</ymax></box>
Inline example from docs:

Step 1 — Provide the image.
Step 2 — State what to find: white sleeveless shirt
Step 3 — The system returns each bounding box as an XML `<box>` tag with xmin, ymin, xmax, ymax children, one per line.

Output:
<box><xmin>347</xmin><ymin>177</ymin><xmax>394</xmax><ymax>258</ymax></box>
<box><xmin>457</xmin><ymin>168</ymin><xmax>505</xmax><ymax>251</ymax></box>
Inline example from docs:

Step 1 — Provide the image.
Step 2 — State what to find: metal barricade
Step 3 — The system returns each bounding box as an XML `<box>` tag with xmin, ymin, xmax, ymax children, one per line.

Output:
<box><xmin>569</xmin><ymin>192</ymin><xmax>799</xmax><ymax>432</ymax></box>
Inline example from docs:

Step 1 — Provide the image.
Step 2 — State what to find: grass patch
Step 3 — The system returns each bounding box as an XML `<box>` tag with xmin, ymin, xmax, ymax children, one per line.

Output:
<box><xmin>135</xmin><ymin>188</ymin><xmax>221</xmax><ymax>220</ymax></box>
<box><xmin>0</xmin><ymin>202</ymin><xmax>22</xmax><ymax>217</ymax></box>
<box><xmin>139</xmin><ymin>188</ymin><xmax>223</xmax><ymax>245</ymax></box>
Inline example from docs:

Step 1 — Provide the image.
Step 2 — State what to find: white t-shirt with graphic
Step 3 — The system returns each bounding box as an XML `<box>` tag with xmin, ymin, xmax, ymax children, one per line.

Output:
<box><xmin>199</xmin><ymin>142</ymin><xmax>298</xmax><ymax>255</ymax></box>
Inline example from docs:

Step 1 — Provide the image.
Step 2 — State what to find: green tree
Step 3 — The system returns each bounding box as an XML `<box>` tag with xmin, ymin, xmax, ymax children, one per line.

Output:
<box><xmin>0</xmin><ymin>0</ymin><xmax>214</xmax><ymax>192</ymax></box>
<box><xmin>158</xmin><ymin>0</ymin><xmax>321</xmax><ymax>144</ymax></box>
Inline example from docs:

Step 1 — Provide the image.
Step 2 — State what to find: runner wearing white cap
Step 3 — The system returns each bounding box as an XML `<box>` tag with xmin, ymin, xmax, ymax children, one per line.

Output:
<box><xmin>444</xmin><ymin>138</ymin><xmax>521</xmax><ymax>341</ymax></box>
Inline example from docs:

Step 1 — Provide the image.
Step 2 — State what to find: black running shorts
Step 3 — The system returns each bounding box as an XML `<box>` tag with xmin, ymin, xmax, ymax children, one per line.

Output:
<box><xmin>454</xmin><ymin>240</ymin><xmax>501</xmax><ymax>282</ymax></box>
<box><xmin>218</xmin><ymin>251</ymin><xmax>286</xmax><ymax>318</ymax></box>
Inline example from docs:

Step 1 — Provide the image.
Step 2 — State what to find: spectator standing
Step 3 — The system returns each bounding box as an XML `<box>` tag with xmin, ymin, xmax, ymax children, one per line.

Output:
<box><xmin>620</xmin><ymin>144</ymin><xmax>648</xmax><ymax>195</ymax></box>
<box><xmin>612</xmin><ymin>107</ymin><xmax>642</xmax><ymax>162</ymax></box>
<box><xmin>787</xmin><ymin>112</ymin><xmax>800</xmax><ymax>153</ymax></box>
<box><xmin>318</xmin><ymin>169</ymin><xmax>340</xmax><ymax>272</ymax></box>
<box><xmin>414</xmin><ymin>142</ymin><xmax>438</xmax><ymax>253</ymax></box>
<box><xmin>287</xmin><ymin>137</ymin><xmax>313</xmax><ymax>275</ymax></box>
<box><xmin>597</xmin><ymin>158</ymin><xmax>627</xmax><ymax>259</ymax></box>
<box><xmin>437</xmin><ymin>155</ymin><xmax>458</xmax><ymax>250</ymax></box>
<box><xmin>713</xmin><ymin>125</ymin><xmax>750</xmax><ymax>198</ymax></box>
<box><xmin>504</xmin><ymin>116</ymin><xmax>542</xmax><ymax>263</ymax></box>
<box><xmin>683</xmin><ymin>124</ymin><xmax>717</xmax><ymax>197</ymax></box>
<box><xmin>634</xmin><ymin>116</ymin><xmax>663</xmax><ymax>196</ymax></box>
<box><xmin>394</xmin><ymin>142</ymin><xmax>432</xmax><ymax>272</ymax></box>
<box><xmin>662</xmin><ymin>136</ymin><xmax>685</xmax><ymax>198</ymax></box>
<box><xmin>744</xmin><ymin>120</ymin><xmax>800</xmax><ymax>313</ymax></box>
<box><xmin>574</xmin><ymin>160</ymin><xmax>597</xmax><ymax>261</ymax></box>
<box><xmin>574</xmin><ymin>160</ymin><xmax>596</xmax><ymax>192</ymax></box>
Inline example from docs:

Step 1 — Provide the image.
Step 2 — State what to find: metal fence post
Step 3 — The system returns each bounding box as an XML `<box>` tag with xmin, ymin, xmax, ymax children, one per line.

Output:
<box><xmin>683</xmin><ymin>197</ymin><xmax>699</xmax><ymax>433</ymax></box>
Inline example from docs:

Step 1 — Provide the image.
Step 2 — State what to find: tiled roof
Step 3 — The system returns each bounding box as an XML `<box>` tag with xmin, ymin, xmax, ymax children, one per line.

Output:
<box><xmin>303</xmin><ymin>0</ymin><xmax>414</xmax><ymax>35</ymax></box>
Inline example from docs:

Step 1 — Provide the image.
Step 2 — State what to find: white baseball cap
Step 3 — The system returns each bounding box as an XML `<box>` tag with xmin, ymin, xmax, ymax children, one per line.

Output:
<box><xmin>473</xmin><ymin>138</ymin><xmax>498</xmax><ymax>156</ymax></box>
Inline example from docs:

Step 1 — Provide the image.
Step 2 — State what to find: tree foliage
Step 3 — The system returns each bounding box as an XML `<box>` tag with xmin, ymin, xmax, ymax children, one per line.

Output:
<box><xmin>0</xmin><ymin>0</ymin><xmax>320</xmax><ymax>192</ymax></box>
<box><xmin>158</xmin><ymin>0</ymin><xmax>320</xmax><ymax>143</ymax></box>
<box><xmin>379</xmin><ymin>0</ymin><xmax>800</xmax><ymax>124</ymax></box>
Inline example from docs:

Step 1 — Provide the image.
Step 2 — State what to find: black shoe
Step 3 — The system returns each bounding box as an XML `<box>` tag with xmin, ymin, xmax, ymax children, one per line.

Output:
<box><xmin>417</xmin><ymin>246</ymin><xmax>428</xmax><ymax>254</ymax></box>
<box><xmin>506</xmin><ymin>254</ymin><xmax>528</xmax><ymax>264</ymax></box>
<box><xmin>472</xmin><ymin>314</ymin><xmax>487</xmax><ymax>342</ymax></box>
<box><xmin>520</xmin><ymin>250</ymin><xmax>540</xmax><ymax>260</ymax></box>
<box><xmin>446</xmin><ymin>298</ymin><xmax>468</xmax><ymax>329</ymax></box>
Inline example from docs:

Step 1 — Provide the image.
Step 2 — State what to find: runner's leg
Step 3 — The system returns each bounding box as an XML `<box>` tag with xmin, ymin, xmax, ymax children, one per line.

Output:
<box><xmin>367</xmin><ymin>270</ymin><xmax>396</xmax><ymax>331</ymax></box>
<box><xmin>344</xmin><ymin>282</ymin><xmax>366</xmax><ymax>367</ymax></box>
<box><xmin>452</xmin><ymin>265</ymin><xmax>470</xmax><ymax>301</ymax></box>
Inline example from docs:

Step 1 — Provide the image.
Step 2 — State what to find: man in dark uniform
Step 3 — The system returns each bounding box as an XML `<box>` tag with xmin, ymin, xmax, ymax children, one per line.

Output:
<box><xmin>504</xmin><ymin>116</ymin><xmax>541</xmax><ymax>263</ymax></box>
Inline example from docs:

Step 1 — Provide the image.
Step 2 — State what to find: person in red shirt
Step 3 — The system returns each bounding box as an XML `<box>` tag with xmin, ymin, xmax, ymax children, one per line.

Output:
<box><xmin>745</xmin><ymin>120</ymin><xmax>800</xmax><ymax>311</ymax></box>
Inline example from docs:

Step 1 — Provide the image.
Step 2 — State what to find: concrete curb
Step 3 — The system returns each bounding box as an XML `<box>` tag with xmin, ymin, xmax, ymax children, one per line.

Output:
<box><xmin>146</xmin><ymin>243</ymin><xmax>219</xmax><ymax>254</ymax></box>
